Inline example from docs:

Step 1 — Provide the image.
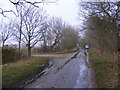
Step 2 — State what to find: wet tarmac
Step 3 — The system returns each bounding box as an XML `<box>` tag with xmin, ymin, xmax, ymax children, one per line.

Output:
<box><xmin>25</xmin><ymin>49</ymin><xmax>96</xmax><ymax>88</ymax></box>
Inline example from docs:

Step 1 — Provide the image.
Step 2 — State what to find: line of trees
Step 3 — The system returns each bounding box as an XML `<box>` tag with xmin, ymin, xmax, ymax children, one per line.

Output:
<box><xmin>78</xmin><ymin>2</ymin><xmax>119</xmax><ymax>54</ymax></box>
<box><xmin>0</xmin><ymin>4</ymin><xmax>80</xmax><ymax>58</ymax></box>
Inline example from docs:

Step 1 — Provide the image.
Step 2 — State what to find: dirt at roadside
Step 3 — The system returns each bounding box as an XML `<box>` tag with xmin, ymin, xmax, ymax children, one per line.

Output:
<box><xmin>86</xmin><ymin>51</ymin><xmax>97</xmax><ymax>88</ymax></box>
<box><xmin>88</xmin><ymin>65</ymin><xmax>97</xmax><ymax>88</ymax></box>
<box><xmin>32</xmin><ymin>52</ymin><xmax>76</xmax><ymax>59</ymax></box>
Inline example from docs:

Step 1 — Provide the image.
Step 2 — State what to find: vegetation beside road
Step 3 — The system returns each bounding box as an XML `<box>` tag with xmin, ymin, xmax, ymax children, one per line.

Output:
<box><xmin>2</xmin><ymin>57</ymin><xmax>49</xmax><ymax>88</ymax></box>
<box><xmin>89</xmin><ymin>49</ymin><xmax>118</xmax><ymax>88</ymax></box>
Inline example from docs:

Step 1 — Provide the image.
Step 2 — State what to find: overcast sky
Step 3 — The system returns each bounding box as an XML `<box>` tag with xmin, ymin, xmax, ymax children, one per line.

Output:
<box><xmin>0</xmin><ymin>0</ymin><xmax>80</xmax><ymax>27</ymax></box>
<box><xmin>42</xmin><ymin>0</ymin><xmax>80</xmax><ymax>26</ymax></box>
<box><xmin>0</xmin><ymin>0</ymin><xmax>119</xmax><ymax>24</ymax></box>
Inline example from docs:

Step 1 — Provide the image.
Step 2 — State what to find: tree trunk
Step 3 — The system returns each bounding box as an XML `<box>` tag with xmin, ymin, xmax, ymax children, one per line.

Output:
<box><xmin>18</xmin><ymin>19</ymin><xmax>22</xmax><ymax>60</ymax></box>
<box><xmin>51</xmin><ymin>39</ymin><xmax>59</xmax><ymax>51</ymax></box>
<box><xmin>101</xmin><ymin>30</ymin><xmax>104</xmax><ymax>54</ymax></box>
<box><xmin>28</xmin><ymin>46</ymin><xmax>31</xmax><ymax>56</ymax></box>
<box><xmin>18</xmin><ymin>41</ymin><xmax>21</xmax><ymax>60</ymax></box>
<box><xmin>43</xmin><ymin>36</ymin><xmax>47</xmax><ymax>52</ymax></box>
<box><xmin>2</xmin><ymin>41</ymin><xmax>5</xmax><ymax>47</ymax></box>
<box><xmin>28</xmin><ymin>35</ymin><xmax>31</xmax><ymax>56</ymax></box>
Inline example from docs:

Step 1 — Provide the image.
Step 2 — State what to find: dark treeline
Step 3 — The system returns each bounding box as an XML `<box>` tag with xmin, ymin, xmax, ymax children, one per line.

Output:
<box><xmin>78</xmin><ymin>2</ymin><xmax>119</xmax><ymax>54</ymax></box>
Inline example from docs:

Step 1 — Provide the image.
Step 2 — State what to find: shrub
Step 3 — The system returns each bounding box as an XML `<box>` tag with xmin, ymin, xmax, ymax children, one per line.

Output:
<box><xmin>20</xmin><ymin>47</ymin><xmax>28</xmax><ymax>57</ymax></box>
<box><xmin>2</xmin><ymin>47</ymin><xmax>19</xmax><ymax>64</ymax></box>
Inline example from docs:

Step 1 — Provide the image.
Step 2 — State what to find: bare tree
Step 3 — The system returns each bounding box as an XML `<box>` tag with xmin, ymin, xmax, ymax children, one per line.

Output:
<box><xmin>0</xmin><ymin>21</ymin><xmax>13</xmax><ymax>47</ymax></box>
<box><xmin>12</xmin><ymin>4</ymin><xmax>24</xmax><ymax>59</ymax></box>
<box><xmin>60</xmin><ymin>26</ymin><xmax>79</xmax><ymax>50</ymax></box>
<box><xmin>0</xmin><ymin>0</ymin><xmax>58</xmax><ymax>17</ymax></box>
<box><xmin>12</xmin><ymin>20</ymin><xmax>23</xmax><ymax>59</ymax></box>
<box><xmin>78</xmin><ymin>2</ymin><xmax>119</xmax><ymax>53</ymax></box>
<box><xmin>78</xmin><ymin>2</ymin><xmax>119</xmax><ymax>20</ymax></box>
<box><xmin>22</xmin><ymin>6</ymin><xmax>47</xmax><ymax>56</ymax></box>
<box><xmin>48</xmin><ymin>18</ymin><xmax>65</xmax><ymax>51</ymax></box>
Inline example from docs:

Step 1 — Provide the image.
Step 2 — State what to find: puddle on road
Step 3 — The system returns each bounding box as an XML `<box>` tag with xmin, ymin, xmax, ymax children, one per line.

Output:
<box><xmin>75</xmin><ymin>51</ymin><xmax>89</xmax><ymax>88</ymax></box>
<box><xmin>25</xmin><ymin>49</ymin><xmax>90</xmax><ymax>88</ymax></box>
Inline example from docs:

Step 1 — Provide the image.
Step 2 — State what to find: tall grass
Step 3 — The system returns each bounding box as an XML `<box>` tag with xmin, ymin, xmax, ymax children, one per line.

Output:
<box><xmin>89</xmin><ymin>49</ymin><xmax>118</xmax><ymax>88</ymax></box>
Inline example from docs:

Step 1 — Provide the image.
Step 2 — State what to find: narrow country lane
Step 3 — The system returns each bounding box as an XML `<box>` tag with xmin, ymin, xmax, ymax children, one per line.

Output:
<box><xmin>25</xmin><ymin>49</ymin><xmax>96</xmax><ymax>88</ymax></box>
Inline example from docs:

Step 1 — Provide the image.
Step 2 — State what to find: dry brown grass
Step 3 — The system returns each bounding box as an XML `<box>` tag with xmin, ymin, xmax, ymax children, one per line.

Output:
<box><xmin>32</xmin><ymin>52</ymin><xmax>76</xmax><ymax>59</ymax></box>
<box><xmin>3</xmin><ymin>57</ymin><xmax>38</xmax><ymax>67</ymax></box>
<box><xmin>89</xmin><ymin>49</ymin><xmax>118</xmax><ymax>88</ymax></box>
<box><xmin>92</xmin><ymin>48</ymin><xmax>118</xmax><ymax>61</ymax></box>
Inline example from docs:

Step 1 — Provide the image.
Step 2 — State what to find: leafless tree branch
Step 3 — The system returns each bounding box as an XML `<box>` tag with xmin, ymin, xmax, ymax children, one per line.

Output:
<box><xmin>0</xmin><ymin>0</ymin><xmax>58</xmax><ymax>17</ymax></box>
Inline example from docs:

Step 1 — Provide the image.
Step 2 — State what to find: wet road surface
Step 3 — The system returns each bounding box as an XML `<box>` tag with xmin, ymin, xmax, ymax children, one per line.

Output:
<box><xmin>25</xmin><ymin>49</ymin><xmax>96</xmax><ymax>88</ymax></box>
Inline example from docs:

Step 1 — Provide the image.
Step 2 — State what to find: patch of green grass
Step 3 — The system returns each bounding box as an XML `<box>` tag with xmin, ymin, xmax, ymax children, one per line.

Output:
<box><xmin>2</xmin><ymin>57</ymin><xmax>49</xmax><ymax>88</ymax></box>
<box><xmin>89</xmin><ymin>50</ymin><xmax>118</xmax><ymax>88</ymax></box>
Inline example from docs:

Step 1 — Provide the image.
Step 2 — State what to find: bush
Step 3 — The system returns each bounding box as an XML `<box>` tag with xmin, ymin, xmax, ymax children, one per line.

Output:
<box><xmin>20</xmin><ymin>47</ymin><xmax>28</xmax><ymax>57</ymax></box>
<box><xmin>32</xmin><ymin>46</ymin><xmax>52</xmax><ymax>53</ymax></box>
<box><xmin>2</xmin><ymin>47</ymin><xmax>19</xmax><ymax>64</ymax></box>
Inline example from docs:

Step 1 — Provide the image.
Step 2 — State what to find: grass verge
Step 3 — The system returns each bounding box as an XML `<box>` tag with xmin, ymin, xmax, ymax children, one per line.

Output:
<box><xmin>89</xmin><ymin>49</ymin><xmax>118</xmax><ymax>88</ymax></box>
<box><xmin>2</xmin><ymin>57</ymin><xmax>49</xmax><ymax>88</ymax></box>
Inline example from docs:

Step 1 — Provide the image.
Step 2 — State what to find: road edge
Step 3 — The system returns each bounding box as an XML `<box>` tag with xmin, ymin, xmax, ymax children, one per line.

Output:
<box><xmin>87</xmin><ymin>52</ymin><xmax>97</xmax><ymax>88</ymax></box>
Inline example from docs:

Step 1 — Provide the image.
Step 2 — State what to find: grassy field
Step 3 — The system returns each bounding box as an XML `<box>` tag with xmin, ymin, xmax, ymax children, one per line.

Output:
<box><xmin>2</xmin><ymin>57</ymin><xmax>49</xmax><ymax>88</ymax></box>
<box><xmin>89</xmin><ymin>49</ymin><xmax>118</xmax><ymax>88</ymax></box>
